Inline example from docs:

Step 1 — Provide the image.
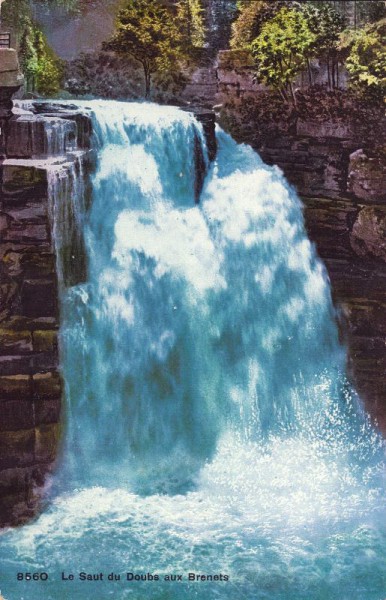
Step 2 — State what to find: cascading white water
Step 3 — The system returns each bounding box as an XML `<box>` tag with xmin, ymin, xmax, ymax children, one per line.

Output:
<box><xmin>47</xmin><ymin>154</ymin><xmax>87</xmax><ymax>287</ymax></box>
<box><xmin>1</xmin><ymin>101</ymin><xmax>385</xmax><ymax>600</ymax></box>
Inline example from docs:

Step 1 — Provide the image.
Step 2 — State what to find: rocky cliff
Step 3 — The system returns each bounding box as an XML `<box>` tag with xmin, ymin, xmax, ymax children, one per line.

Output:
<box><xmin>217</xmin><ymin>50</ymin><xmax>386</xmax><ymax>432</ymax></box>
<box><xmin>0</xmin><ymin>99</ymin><xmax>92</xmax><ymax>526</ymax></box>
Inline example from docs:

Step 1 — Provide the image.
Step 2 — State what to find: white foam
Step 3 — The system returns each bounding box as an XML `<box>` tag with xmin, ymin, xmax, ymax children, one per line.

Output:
<box><xmin>113</xmin><ymin>205</ymin><xmax>226</xmax><ymax>295</ymax></box>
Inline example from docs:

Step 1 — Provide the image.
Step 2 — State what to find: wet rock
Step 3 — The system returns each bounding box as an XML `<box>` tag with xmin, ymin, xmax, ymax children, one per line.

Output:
<box><xmin>29</xmin><ymin>102</ymin><xmax>80</xmax><ymax>114</ymax></box>
<box><xmin>6</xmin><ymin>115</ymin><xmax>77</xmax><ymax>158</ymax></box>
<box><xmin>27</xmin><ymin>101</ymin><xmax>93</xmax><ymax>149</ymax></box>
<box><xmin>194</xmin><ymin>131</ymin><xmax>206</xmax><ymax>203</ymax></box>
<box><xmin>181</xmin><ymin>106</ymin><xmax>217</xmax><ymax>162</ymax></box>
<box><xmin>1</xmin><ymin>248</ymin><xmax>56</xmax><ymax>279</ymax></box>
<box><xmin>0</xmin><ymin>352</ymin><xmax>59</xmax><ymax>377</ymax></box>
<box><xmin>2</xmin><ymin>223</ymin><xmax>49</xmax><ymax>244</ymax></box>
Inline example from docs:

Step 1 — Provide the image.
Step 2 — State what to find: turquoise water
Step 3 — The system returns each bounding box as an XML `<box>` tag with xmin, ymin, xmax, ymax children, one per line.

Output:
<box><xmin>0</xmin><ymin>101</ymin><xmax>385</xmax><ymax>600</ymax></box>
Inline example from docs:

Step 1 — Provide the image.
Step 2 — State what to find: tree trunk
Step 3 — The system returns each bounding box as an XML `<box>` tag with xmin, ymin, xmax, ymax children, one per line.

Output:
<box><xmin>326</xmin><ymin>55</ymin><xmax>331</xmax><ymax>90</ymax></box>
<box><xmin>289</xmin><ymin>81</ymin><xmax>297</xmax><ymax>106</ymax></box>
<box><xmin>278</xmin><ymin>87</ymin><xmax>288</xmax><ymax>103</ymax></box>
<box><xmin>336</xmin><ymin>60</ymin><xmax>340</xmax><ymax>89</ymax></box>
<box><xmin>187</xmin><ymin>0</ymin><xmax>192</xmax><ymax>47</ymax></box>
<box><xmin>306</xmin><ymin>57</ymin><xmax>312</xmax><ymax>87</ymax></box>
<box><xmin>143</xmin><ymin>64</ymin><xmax>151</xmax><ymax>98</ymax></box>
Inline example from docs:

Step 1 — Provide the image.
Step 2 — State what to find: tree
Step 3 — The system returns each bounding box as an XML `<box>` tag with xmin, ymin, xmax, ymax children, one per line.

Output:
<box><xmin>231</xmin><ymin>1</ymin><xmax>267</xmax><ymax>49</ymax></box>
<box><xmin>104</xmin><ymin>0</ymin><xmax>184</xmax><ymax>98</ymax></box>
<box><xmin>19</xmin><ymin>20</ymin><xmax>62</xmax><ymax>96</ymax></box>
<box><xmin>2</xmin><ymin>0</ymin><xmax>31</xmax><ymax>37</ymax></box>
<box><xmin>19</xmin><ymin>23</ymin><xmax>39</xmax><ymax>92</ymax></box>
<box><xmin>35</xmin><ymin>29</ymin><xmax>63</xmax><ymax>96</ymax></box>
<box><xmin>251</xmin><ymin>7</ymin><xmax>316</xmax><ymax>105</ymax></box>
<box><xmin>344</xmin><ymin>19</ymin><xmax>386</xmax><ymax>102</ymax></box>
<box><xmin>176</xmin><ymin>0</ymin><xmax>206</xmax><ymax>51</ymax></box>
<box><xmin>2</xmin><ymin>0</ymin><xmax>82</xmax><ymax>38</ymax></box>
<box><xmin>300</xmin><ymin>3</ymin><xmax>345</xmax><ymax>88</ymax></box>
<box><xmin>231</xmin><ymin>1</ymin><xmax>296</xmax><ymax>50</ymax></box>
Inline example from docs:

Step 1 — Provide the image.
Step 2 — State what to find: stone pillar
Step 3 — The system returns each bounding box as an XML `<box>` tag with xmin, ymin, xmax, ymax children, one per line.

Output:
<box><xmin>0</xmin><ymin>48</ymin><xmax>24</xmax><ymax>157</ymax></box>
<box><xmin>0</xmin><ymin>102</ymin><xmax>93</xmax><ymax>527</ymax></box>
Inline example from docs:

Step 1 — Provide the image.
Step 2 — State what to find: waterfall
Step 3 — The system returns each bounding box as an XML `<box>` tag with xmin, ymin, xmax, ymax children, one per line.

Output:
<box><xmin>47</xmin><ymin>155</ymin><xmax>87</xmax><ymax>288</ymax></box>
<box><xmin>1</xmin><ymin>100</ymin><xmax>384</xmax><ymax>600</ymax></box>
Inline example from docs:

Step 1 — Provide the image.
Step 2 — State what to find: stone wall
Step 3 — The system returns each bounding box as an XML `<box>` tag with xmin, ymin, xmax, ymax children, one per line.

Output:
<box><xmin>216</xmin><ymin>52</ymin><xmax>386</xmax><ymax>432</ymax></box>
<box><xmin>0</xmin><ymin>102</ymin><xmax>92</xmax><ymax>526</ymax></box>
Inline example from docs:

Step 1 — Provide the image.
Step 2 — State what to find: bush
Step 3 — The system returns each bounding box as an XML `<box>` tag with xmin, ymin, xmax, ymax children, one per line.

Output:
<box><xmin>344</xmin><ymin>19</ymin><xmax>386</xmax><ymax>102</ymax></box>
<box><xmin>64</xmin><ymin>52</ymin><xmax>143</xmax><ymax>99</ymax></box>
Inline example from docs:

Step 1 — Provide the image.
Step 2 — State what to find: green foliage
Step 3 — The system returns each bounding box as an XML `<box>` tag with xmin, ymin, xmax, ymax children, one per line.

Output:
<box><xmin>344</xmin><ymin>19</ymin><xmax>386</xmax><ymax>101</ymax></box>
<box><xmin>301</xmin><ymin>3</ymin><xmax>345</xmax><ymax>57</ymax></box>
<box><xmin>2</xmin><ymin>0</ymin><xmax>31</xmax><ymax>36</ymax></box>
<box><xmin>19</xmin><ymin>20</ymin><xmax>63</xmax><ymax>96</ymax></box>
<box><xmin>2</xmin><ymin>0</ymin><xmax>81</xmax><ymax>35</ymax></box>
<box><xmin>335</xmin><ymin>1</ymin><xmax>386</xmax><ymax>26</ymax></box>
<box><xmin>104</xmin><ymin>0</ymin><xmax>185</xmax><ymax>97</ymax></box>
<box><xmin>231</xmin><ymin>1</ymin><xmax>267</xmax><ymax>49</ymax></box>
<box><xmin>362</xmin><ymin>1</ymin><xmax>386</xmax><ymax>24</ymax></box>
<box><xmin>64</xmin><ymin>51</ymin><xmax>143</xmax><ymax>98</ymax></box>
<box><xmin>251</xmin><ymin>7</ymin><xmax>316</xmax><ymax>103</ymax></box>
<box><xmin>34</xmin><ymin>29</ymin><xmax>63</xmax><ymax>96</ymax></box>
<box><xmin>231</xmin><ymin>1</ymin><xmax>296</xmax><ymax>50</ymax></box>
<box><xmin>300</xmin><ymin>2</ymin><xmax>345</xmax><ymax>88</ymax></box>
<box><xmin>19</xmin><ymin>24</ymin><xmax>39</xmax><ymax>91</ymax></box>
<box><xmin>64</xmin><ymin>49</ymin><xmax>187</xmax><ymax>103</ymax></box>
<box><xmin>176</xmin><ymin>0</ymin><xmax>206</xmax><ymax>50</ymax></box>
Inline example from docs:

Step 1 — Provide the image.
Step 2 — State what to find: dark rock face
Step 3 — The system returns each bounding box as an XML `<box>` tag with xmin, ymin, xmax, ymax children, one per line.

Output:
<box><xmin>180</xmin><ymin>66</ymin><xmax>218</xmax><ymax>109</ymax></box>
<box><xmin>194</xmin><ymin>110</ymin><xmax>217</xmax><ymax>163</ymax></box>
<box><xmin>303</xmin><ymin>195</ymin><xmax>386</xmax><ymax>432</ymax></box>
<box><xmin>180</xmin><ymin>107</ymin><xmax>217</xmax><ymax>202</ymax></box>
<box><xmin>216</xmin><ymin>54</ymin><xmax>386</xmax><ymax>433</ymax></box>
<box><xmin>0</xmin><ymin>102</ymin><xmax>92</xmax><ymax>526</ymax></box>
<box><xmin>0</xmin><ymin>162</ymin><xmax>61</xmax><ymax>525</ymax></box>
<box><xmin>181</xmin><ymin>107</ymin><xmax>217</xmax><ymax>163</ymax></box>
